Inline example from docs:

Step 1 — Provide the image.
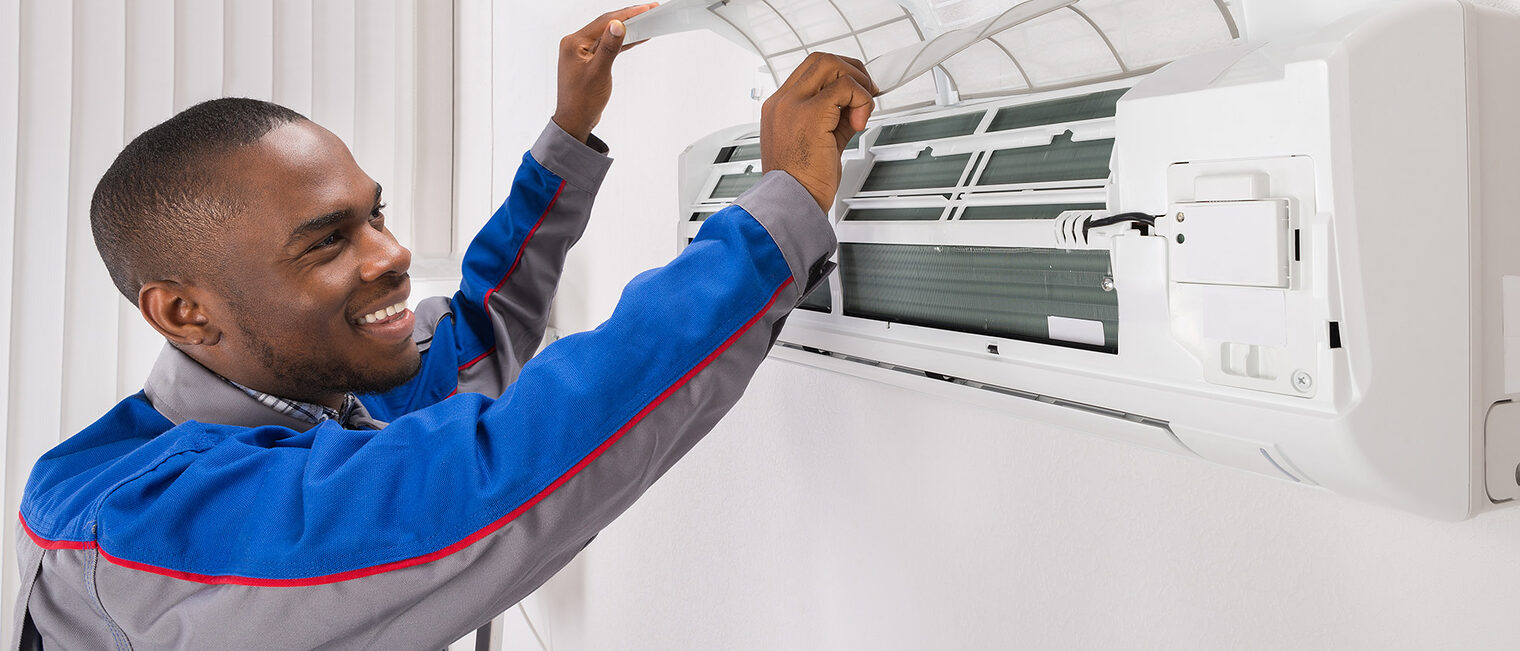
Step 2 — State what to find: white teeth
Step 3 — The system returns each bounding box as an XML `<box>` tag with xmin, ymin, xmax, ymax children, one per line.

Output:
<box><xmin>356</xmin><ymin>302</ymin><xmax>407</xmax><ymax>326</ymax></box>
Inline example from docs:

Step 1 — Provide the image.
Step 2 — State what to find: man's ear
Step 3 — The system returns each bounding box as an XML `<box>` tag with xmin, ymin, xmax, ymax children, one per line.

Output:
<box><xmin>138</xmin><ymin>281</ymin><xmax>222</xmax><ymax>347</ymax></box>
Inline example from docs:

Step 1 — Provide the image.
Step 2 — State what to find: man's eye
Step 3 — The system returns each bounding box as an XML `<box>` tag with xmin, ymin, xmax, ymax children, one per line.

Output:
<box><xmin>314</xmin><ymin>232</ymin><xmax>340</xmax><ymax>249</ymax></box>
<box><xmin>371</xmin><ymin>202</ymin><xmax>387</xmax><ymax>220</ymax></box>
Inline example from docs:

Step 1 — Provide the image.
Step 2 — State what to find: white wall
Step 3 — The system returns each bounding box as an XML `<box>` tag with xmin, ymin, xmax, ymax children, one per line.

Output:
<box><xmin>512</xmin><ymin>2</ymin><xmax>1520</xmax><ymax>649</ymax></box>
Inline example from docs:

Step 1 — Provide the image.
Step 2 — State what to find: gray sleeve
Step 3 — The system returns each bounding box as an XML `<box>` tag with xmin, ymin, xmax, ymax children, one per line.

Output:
<box><xmin>482</xmin><ymin>121</ymin><xmax>611</xmax><ymax>367</ymax></box>
<box><xmin>734</xmin><ymin>171</ymin><xmax>839</xmax><ymax>300</ymax></box>
<box><xmin>418</xmin><ymin>121</ymin><xmax>614</xmax><ymax>399</ymax></box>
<box><xmin>473</xmin><ymin>121</ymin><xmax>612</xmax><ymax>395</ymax></box>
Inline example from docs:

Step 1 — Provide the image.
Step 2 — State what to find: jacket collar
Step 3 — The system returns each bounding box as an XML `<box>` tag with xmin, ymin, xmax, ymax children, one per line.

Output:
<box><xmin>142</xmin><ymin>343</ymin><xmax>384</xmax><ymax>432</ymax></box>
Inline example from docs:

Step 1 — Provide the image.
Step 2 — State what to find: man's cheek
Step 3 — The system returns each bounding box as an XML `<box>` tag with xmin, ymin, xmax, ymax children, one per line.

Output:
<box><xmin>273</xmin><ymin>295</ymin><xmax>339</xmax><ymax>330</ymax></box>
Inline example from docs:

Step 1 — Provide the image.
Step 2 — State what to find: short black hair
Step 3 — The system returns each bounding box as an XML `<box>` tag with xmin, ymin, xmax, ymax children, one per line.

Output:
<box><xmin>91</xmin><ymin>97</ymin><xmax>307</xmax><ymax>305</ymax></box>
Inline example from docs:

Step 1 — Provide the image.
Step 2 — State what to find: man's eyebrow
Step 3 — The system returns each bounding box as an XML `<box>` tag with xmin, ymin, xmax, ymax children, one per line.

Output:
<box><xmin>284</xmin><ymin>184</ymin><xmax>383</xmax><ymax>249</ymax></box>
<box><xmin>286</xmin><ymin>208</ymin><xmax>352</xmax><ymax>248</ymax></box>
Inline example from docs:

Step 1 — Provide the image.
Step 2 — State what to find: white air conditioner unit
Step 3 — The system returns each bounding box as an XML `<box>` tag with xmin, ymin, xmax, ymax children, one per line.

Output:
<box><xmin>634</xmin><ymin>0</ymin><xmax>1520</xmax><ymax>520</ymax></box>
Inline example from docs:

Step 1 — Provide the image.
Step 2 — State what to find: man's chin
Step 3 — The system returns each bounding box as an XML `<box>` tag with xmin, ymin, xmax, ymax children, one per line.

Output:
<box><xmin>348</xmin><ymin>348</ymin><xmax>424</xmax><ymax>396</ymax></box>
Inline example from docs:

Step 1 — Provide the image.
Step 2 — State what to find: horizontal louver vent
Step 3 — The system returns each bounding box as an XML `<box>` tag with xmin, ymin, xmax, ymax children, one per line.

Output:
<box><xmin>839</xmin><ymin>243</ymin><xmax>1118</xmax><ymax>353</ymax></box>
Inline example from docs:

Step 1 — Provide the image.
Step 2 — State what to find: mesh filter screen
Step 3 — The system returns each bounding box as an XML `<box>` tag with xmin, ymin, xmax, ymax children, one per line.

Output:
<box><xmin>977</xmin><ymin>133</ymin><xmax>1113</xmax><ymax>186</ymax></box>
<box><xmin>861</xmin><ymin>150</ymin><xmax>973</xmax><ymax>192</ymax></box>
<box><xmin>839</xmin><ymin>243</ymin><xmax>1117</xmax><ymax>352</ymax></box>
<box><xmin>798</xmin><ymin>276</ymin><xmax>832</xmax><ymax>313</ymax></box>
<box><xmin>875</xmin><ymin>112</ymin><xmax>985</xmax><ymax>146</ymax></box>
<box><xmin>989</xmin><ymin>88</ymin><xmax>1126</xmax><ymax>131</ymax></box>
<box><xmin>960</xmin><ymin>203</ymin><xmax>1105</xmax><ymax>220</ymax></box>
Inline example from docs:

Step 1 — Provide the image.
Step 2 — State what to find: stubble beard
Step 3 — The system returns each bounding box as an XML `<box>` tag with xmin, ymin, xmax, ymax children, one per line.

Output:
<box><xmin>234</xmin><ymin>316</ymin><xmax>422</xmax><ymax>400</ymax></box>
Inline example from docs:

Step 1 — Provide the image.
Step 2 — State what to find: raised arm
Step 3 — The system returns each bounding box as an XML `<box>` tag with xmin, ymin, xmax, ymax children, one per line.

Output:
<box><xmin>428</xmin><ymin>122</ymin><xmax>609</xmax><ymax>397</ymax></box>
<box><xmin>365</xmin><ymin>6</ymin><xmax>655</xmax><ymax>415</ymax></box>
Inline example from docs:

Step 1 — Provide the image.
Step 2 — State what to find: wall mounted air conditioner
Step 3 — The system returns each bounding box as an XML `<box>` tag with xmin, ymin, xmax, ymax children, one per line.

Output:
<box><xmin>630</xmin><ymin>0</ymin><xmax>1520</xmax><ymax>520</ymax></box>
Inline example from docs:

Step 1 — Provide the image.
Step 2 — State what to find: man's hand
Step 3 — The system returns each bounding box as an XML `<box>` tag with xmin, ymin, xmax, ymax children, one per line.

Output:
<box><xmin>761</xmin><ymin>53</ymin><xmax>880</xmax><ymax>212</ymax></box>
<box><xmin>554</xmin><ymin>3</ymin><xmax>659</xmax><ymax>144</ymax></box>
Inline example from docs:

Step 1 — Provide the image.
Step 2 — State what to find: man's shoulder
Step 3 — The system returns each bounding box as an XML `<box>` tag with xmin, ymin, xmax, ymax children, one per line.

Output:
<box><xmin>19</xmin><ymin>392</ymin><xmax>192</xmax><ymax>544</ymax></box>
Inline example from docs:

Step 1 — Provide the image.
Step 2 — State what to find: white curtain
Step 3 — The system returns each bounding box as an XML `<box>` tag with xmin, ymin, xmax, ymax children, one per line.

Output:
<box><xmin>0</xmin><ymin>0</ymin><xmax>458</xmax><ymax>639</ymax></box>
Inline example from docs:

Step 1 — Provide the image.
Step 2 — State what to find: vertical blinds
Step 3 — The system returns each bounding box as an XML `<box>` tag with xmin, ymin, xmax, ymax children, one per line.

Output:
<box><xmin>0</xmin><ymin>2</ymin><xmax>455</xmax><ymax>632</ymax></box>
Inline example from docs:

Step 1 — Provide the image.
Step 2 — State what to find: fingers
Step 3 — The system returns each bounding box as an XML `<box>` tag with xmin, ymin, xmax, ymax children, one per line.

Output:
<box><xmin>555</xmin><ymin>5</ymin><xmax>658</xmax><ymax>144</ymax></box>
<box><xmin>576</xmin><ymin>3</ymin><xmax>659</xmax><ymax>40</ymax></box>
<box><xmin>759</xmin><ymin>51</ymin><xmax>881</xmax><ymax>211</ymax></box>
<box><xmin>780</xmin><ymin>51</ymin><xmax>880</xmax><ymax>98</ymax></box>
<box><xmin>565</xmin><ymin>2</ymin><xmax>659</xmax><ymax>68</ymax></box>
<box><xmin>606</xmin><ymin>2</ymin><xmax>661</xmax><ymax>23</ymax></box>
<box><xmin>809</xmin><ymin>74</ymin><xmax>876</xmax><ymax>138</ymax></box>
<box><xmin>810</xmin><ymin>75</ymin><xmax>874</xmax><ymax>116</ymax></box>
<box><xmin>842</xmin><ymin>100</ymin><xmax>874</xmax><ymax>133</ymax></box>
<box><xmin>595</xmin><ymin>19</ymin><xmax>627</xmax><ymax>65</ymax></box>
<box><xmin>830</xmin><ymin>55</ymin><xmax>877</xmax><ymax>95</ymax></box>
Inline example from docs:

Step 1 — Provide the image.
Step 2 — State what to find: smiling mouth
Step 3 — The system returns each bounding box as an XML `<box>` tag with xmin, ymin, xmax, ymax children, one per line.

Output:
<box><xmin>354</xmin><ymin>301</ymin><xmax>409</xmax><ymax>325</ymax></box>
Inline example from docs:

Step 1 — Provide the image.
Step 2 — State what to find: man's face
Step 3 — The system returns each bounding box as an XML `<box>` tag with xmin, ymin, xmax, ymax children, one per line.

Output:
<box><xmin>205</xmin><ymin>120</ymin><xmax>419</xmax><ymax>404</ymax></box>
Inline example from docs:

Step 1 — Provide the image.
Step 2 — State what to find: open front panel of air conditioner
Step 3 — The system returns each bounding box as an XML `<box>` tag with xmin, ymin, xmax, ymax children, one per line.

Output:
<box><xmin>666</xmin><ymin>0</ymin><xmax>1520</xmax><ymax>520</ymax></box>
<box><xmin>627</xmin><ymin>0</ymin><xmax>1238</xmax><ymax>111</ymax></box>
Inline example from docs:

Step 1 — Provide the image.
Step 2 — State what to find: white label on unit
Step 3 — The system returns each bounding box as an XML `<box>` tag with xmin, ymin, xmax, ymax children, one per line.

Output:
<box><xmin>1048</xmin><ymin>316</ymin><xmax>1106</xmax><ymax>347</ymax></box>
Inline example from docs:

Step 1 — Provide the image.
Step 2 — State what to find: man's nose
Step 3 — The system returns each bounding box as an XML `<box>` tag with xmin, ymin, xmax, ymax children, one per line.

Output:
<box><xmin>359</xmin><ymin>225</ymin><xmax>412</xmax><ymax>282</ymax></box>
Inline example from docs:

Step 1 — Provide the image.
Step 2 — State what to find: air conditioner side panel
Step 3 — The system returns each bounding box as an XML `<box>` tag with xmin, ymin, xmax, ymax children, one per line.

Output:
<box><xmin>1326</xmin><ymin>1</ymin><xmax>1472</xmax><ymax>519</ymax></box>
<box><xmin>1469</xmin><ymin>3</ymin><xmax>1520</xmax><ymax>505</ymax></box>
<box><xmin>1115</xmin><ymin>1</ymin><xmax>1475</xmax><ymax>518</ymax></box>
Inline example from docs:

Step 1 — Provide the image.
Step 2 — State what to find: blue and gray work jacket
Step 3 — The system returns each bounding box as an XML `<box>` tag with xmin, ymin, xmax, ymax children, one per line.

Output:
<box><xmin>12</xmin><ymin>122</ymin><xmax>834</xmax><ymax>649</ymax></box>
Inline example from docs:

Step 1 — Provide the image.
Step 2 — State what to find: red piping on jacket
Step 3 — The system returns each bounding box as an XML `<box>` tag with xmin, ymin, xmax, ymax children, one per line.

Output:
<box><xmin>20</xmin><ymin>516</ymin><xmax>95</xmax><ymax>551</ymax></box>
<box><xmin>458</xmin><ymin>179</ymin><xmax>568</xmax><ymax>374</ymax></box>
<box><xmin>23</xmin><ymin>277</ymin><xmax>794</xmax><ymax>587</ymax></box>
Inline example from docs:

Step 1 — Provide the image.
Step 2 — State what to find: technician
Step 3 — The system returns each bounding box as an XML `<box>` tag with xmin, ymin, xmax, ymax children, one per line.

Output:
<box><xmin>12</xmin><ymin>5</ymin><xmax>878</xmax><ymax>648</ymax></box>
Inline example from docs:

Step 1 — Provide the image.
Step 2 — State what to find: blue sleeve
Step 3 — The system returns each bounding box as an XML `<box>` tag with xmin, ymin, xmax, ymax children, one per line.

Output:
<box><xmin>21</xmin><ymin>172</ymin><xmax>834</xmax><ymax>647</ymax></box>
<box><xmin>96</xmin><ymin>175</ymin><xmax>829</xmax><ymax>583</ymax></box>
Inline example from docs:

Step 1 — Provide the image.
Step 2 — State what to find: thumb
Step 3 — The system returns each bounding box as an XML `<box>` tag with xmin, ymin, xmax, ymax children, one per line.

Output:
<box><xmin>594</xmin><ymin>20</ymin><xmax>627</xmax><ymax>69</ymax></box>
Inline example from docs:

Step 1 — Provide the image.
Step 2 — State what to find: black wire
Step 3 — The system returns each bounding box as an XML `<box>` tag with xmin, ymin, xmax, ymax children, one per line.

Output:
<box><xmin>1082</xmin><ymin>211</ymin><xmax>1157</xmax><ymax>241</ymax></box>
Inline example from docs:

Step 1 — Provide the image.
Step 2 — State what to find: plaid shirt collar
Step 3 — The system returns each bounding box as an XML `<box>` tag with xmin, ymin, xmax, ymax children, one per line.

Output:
<box><xmin>223</xmin><ymin>378</ymin><xmax>365</xmax><ymax>429</ymax></box>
